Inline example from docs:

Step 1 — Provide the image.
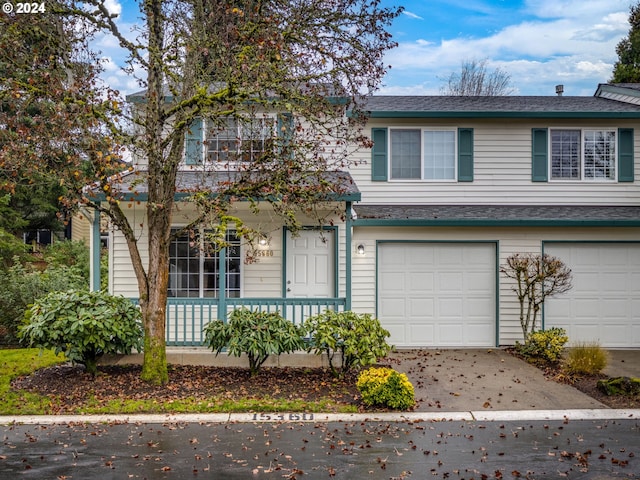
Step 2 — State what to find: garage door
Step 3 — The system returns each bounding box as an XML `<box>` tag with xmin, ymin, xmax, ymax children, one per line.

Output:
<box><xmin>377</xmin><ymin>242</ymin><xmax>496</xmax><ymax>347</ymax></box>
<box><xmin>544</xmin><ymin>243</ymin><xmax>640</xmax><ymax>348</ymax></box>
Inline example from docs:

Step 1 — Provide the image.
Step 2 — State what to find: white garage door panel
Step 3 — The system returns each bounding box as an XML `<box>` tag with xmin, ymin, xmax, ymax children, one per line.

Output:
<box><xmin>378</xmin><ymin>243</ymin><xmax>496</xmax><ymax>347</ymax></box>
<box><xmin>545</xmin><ymin>243</ymin><xmax>640</xmax><ymax>348</ymax></box>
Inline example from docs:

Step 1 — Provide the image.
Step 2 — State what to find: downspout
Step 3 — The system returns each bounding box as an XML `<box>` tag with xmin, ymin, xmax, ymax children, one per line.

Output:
<box><xmin>345</xmin><ymin>201</ymin><xmax>352</xmax><ymax>311</ymax></box>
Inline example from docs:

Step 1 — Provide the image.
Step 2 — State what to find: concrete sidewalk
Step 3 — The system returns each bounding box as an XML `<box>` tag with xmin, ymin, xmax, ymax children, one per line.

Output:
<box><xmin>379</xmin><ymin>348</ymin><xmax>639</xmax><ymax>412</ymax></box>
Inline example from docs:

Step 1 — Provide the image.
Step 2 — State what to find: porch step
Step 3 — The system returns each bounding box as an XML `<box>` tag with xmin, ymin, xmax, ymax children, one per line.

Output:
<box><xmin>101</xmin><ymin>348</ymin><xmax>329</xmax><ymax>368</ymax></box>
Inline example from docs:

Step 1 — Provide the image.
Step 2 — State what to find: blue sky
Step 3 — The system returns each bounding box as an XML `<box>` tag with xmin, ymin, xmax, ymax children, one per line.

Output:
<box><xmin>97</xmin><ymin>0</ymin><xmax>631</xmax><ymax>96</ymax></box>
<box><xmin>379</xmin><ymin>0</ymin><xmax>630</xmax><ymax>95</ymax></box>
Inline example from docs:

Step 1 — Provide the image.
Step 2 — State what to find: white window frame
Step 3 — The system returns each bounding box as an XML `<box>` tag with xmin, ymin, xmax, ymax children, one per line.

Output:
<box><xmin>206</xmin><ymin>115</ymin><xmax>276</xmax><ymax>165</ymax></box>
<box><xmin>549</xmin><ymin>127</ymin><xmax>617</xmax><ymax>182</ymax></box>
<box><xmin>168</xmin><ymin>227</ymin><xmax>242</xmax><ymax>299</ymax></box>
<box><xmin>388</xmin><ymin>127</ymin><xmax>458</xmax><ymax>182</ymax></box>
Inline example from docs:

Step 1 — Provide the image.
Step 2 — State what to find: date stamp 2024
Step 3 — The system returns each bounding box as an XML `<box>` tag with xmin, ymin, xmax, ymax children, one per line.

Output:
<box><xmin>3</xmin><ymin>2</ymin><xmax>46</xmax><ymax>13</ymax></box>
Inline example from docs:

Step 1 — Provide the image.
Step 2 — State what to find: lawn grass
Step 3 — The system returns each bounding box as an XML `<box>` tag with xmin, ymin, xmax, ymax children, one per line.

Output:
<box><xmin>0</xmin><ymin>349</ymin><xmax>358</xmax><ymax>415</ymax></box>
<box><xmin>78</xmin><ymin>396</ymin><xmax>355</xmax><ymax>415</ymax></box>
<box><xmin>0</xmin><ymin>348</ymin><xmax>65</xmax><ymax>415</ymax></box>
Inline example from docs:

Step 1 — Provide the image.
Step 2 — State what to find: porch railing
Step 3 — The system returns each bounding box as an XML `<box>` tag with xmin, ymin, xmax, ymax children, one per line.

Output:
<box><xmin>162</xmin><ymin>297</ymin><xmax>346</xmax><ymax>346</ymax></box>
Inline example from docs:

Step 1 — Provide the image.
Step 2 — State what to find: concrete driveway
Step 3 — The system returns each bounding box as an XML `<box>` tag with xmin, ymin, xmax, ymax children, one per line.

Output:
<box><xmin>379</xmin><ymin>348</ymin><xmax>622</xmax><ymax>412</ymax></box>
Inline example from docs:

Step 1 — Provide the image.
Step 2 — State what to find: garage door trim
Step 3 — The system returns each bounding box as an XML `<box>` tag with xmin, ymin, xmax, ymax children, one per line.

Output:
<box><xmin>376</xmin><ymin>240</ymin><xmax>500</xmax><ymax>347</ymax></box>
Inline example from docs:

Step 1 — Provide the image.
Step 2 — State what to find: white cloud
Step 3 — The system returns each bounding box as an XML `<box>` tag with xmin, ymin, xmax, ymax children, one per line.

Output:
<box><xmin>103</xmin><ymin>0</ymin><xmax>122</xmax><ymax>17</ymax></box>
<box><xmin>402</xmin><ymin>11</ymin><xmax>424</xmax><ymax>20</ymax></box>
<box><xmin>382</xmin><ymin>0</ymin><xmax>628</xmax><ymax>95</ymax></box>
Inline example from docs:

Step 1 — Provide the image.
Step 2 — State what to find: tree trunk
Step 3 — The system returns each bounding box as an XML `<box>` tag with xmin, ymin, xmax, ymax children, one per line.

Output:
<box><xmin>140</xmin><ymin>300</ymin><xmax>169</xmax><ymax>385</ymax></box>
<box><xmin>139</xmin><ymin>179</ymin><xmax>174</xmax><ymax>385</ymax></box>
<box><xmin>137</xmin><ymin>0</ymin><xmax>175</xmax><ymax>385</ymax></box>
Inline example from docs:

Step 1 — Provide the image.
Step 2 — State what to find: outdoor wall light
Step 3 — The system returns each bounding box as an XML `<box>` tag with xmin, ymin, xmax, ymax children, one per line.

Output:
<box><xmin>258</xmin><ymin>234</ymin><xmax>269</xmax><ymax>247</ymax></box>
<box><xmin>356</xmin><ymin>244</ymin><xmax>365</xmax><ymax>255</ymax></box>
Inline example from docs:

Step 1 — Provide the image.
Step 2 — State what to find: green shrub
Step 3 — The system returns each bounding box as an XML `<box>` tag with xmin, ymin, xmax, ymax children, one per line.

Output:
<box><xmin>19</xmin><ymin>290</ymin><xmax>143</xmax><ymax>375</ymax></box>
<box><xmin>0</xmin><ymin>259</ymin><xmax>88</xmax><ymax>343</ymax></box>
<box><xmin>303</xmin><ymin>310</ymin><xmax>392</xmax><ymax>377</ymax></box>
<box><xmin>597</xmin><ymin>377</ymin><xmax>640</xmax><ymax>397</ymax></box>
<box><xmin>43</xmin><ymin>240</ymin><xmax>90</xmax><ymax>281</ymax></box>
<box><xmin>357</xmin><ymin>367</ymin><xmax>414</xmax><ymax>410</ymax></box>
<box><xmin>203</xmin><ymin>308</ymin><xmax>305</xmax><ymax>376</ymax></box>
<box><xmin>0</xmin><ymin>228</ymin><xmax>28</xmax><ymax>268</ymax></box>
<box><xmin>516</xmin><ymin>327</ymin><xmax>568</xmax><ymax>364</ymax></box>
<box><xmin>564</xmin><ymin>342</ymin><xmax>609</xmax><ymax>375</ymax></box>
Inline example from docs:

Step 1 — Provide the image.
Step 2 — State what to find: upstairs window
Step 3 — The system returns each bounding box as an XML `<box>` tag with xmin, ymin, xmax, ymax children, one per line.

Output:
<box><xmin>169</xmin><ymin>229</ymin><xmax>241</xmax><ymax>298</ymax></box>
<box><xmin>390</xmin><ymin>128</ymin><xmax>457</xmax><ymax>181</ymax></box>
<box><xmin>550</xmin><ymin>129</ymin><xmax>616</xmax><ymax>181</ymax></box>
<box><xmin>207</xmin><ymin>117</ymin><xmax>275</xmax><ymax>163</ymax></box>
<box><xmin>185</xmin><ymin>116</ymin><xmax>277</xmax><ymax>165</ymax></box>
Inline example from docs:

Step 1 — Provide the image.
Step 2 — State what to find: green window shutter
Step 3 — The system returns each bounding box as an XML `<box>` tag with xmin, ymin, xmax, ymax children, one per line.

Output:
<box><xmin>618</xmin><ymin>128</ymin><xmax>634</xmax><ymax>182</ymax></box>
<box><xmin>371</xmin><ymin>127</ymin><xmax>388</xmax><ymax>181</ymax></box>
<box><xmin>531</xmin><ymin>128</ymin><xmax>548</xmax><ymax>182</ymax></box>
<box><xmin>457</xmin><ymin>128</ymin><xmax>474</xmax><ymax>182</ymax></box>
<box><xmin>185</xmin><ymin>118</ymin><xmax>203</xmax><ymax>165</ymax></box>
<box><xmin>278</xmin><ymin>113</ymin><xmax>294</xmax><ymax>158</ymax></box>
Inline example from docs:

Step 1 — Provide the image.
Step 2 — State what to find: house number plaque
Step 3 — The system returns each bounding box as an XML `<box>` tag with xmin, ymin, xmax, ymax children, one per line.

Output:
<box><xmin>256</xmin><ymin>250</ymin><xmax>274</xmax><ymax>257</ymax></box>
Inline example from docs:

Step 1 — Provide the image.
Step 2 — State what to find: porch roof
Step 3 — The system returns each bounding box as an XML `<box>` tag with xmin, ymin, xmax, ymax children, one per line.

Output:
<box><xmin>102</xmin><ymin>169</ymin><xmax>361</xmax><ymax>202</ymax></box>
<box><xmin>352</xmin><ymin>204</ymin><xmax>640</xmax><ymax>227</ymax></box>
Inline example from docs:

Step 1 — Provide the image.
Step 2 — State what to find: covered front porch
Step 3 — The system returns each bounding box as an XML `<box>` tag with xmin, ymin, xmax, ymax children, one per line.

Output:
<box><xmin>89</xmin><ymin>172</ymin><xmax>360</xmax><ymax>347</ymax></box>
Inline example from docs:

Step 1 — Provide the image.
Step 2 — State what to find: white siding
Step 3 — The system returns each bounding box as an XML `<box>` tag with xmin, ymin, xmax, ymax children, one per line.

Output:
<box><xmin>350</xmin><ymin>118</ymin><xmax>640</xmax><ymax>206</ymax></box>
<box><xmin>351</xmin><ymin>226</ymin><xmax>640</xmax><ymax>346</ymax></box>
<box><xmin>109</xmin><ymin>202</ymin><xmax>347</xmax><ymax>302</ymax></box>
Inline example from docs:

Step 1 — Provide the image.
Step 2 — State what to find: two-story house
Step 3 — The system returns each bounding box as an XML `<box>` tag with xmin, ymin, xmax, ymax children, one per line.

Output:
<box><xmin>92</xmin><ymin>83</ymin><xmax>640</xmax><ymax>349</ymax></box>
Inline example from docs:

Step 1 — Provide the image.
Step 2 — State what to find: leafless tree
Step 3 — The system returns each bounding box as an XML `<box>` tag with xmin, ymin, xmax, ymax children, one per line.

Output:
<box><xmin>441</xmin><ymin>58</ymin><xmax>514</xmax><ymax>96</ymax></box>
<box><xmin>501</xmin><ymin>253</ymin><xmax>572</xmax><ymax>341</ymax></box>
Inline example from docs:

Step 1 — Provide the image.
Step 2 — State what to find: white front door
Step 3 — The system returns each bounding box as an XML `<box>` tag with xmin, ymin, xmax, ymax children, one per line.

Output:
<box><xmin>285</xmin><ymin>229</ymin><xmax>335</xmax><ymax>298</ymax></box>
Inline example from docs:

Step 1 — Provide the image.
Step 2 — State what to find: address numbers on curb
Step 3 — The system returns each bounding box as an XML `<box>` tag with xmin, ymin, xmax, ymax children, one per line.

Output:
<box><xmin>251</xmin><ymin>413</ymin><xmax>315</xmax><ymax>421</ymax></box>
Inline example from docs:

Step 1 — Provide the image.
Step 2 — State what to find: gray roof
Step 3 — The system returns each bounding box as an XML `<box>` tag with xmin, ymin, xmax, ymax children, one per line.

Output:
<box><xmin>360</xmin><ymin>95</ymin><xmax>640</xmax><ymax>117</ymax></box>
<box><xmin>353</xmin><ymin>204</ymin><xmax>640</xmax><ymax>226</ymax></box>
<box><xmin>107</xmin><ymin>169</ymin><xmax>360</xmax><ymax>201</ymax></box>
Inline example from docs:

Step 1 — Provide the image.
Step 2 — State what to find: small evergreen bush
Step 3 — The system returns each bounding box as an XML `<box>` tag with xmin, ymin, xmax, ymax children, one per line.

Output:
<box><xmin>564</xmin><ymin>342</ymin><xmax>609</xmax><ymax>375</ymax></box>
<box><xmin>357</xmin><ymin>367</ymin><xmax>414</xmax><ymax>410</ymax></box>
<box><xmin>19</xmin><ymin>290</ymin><xmax>143</xmax><ymax>375</ymax></box>
<box><xmin>203</xmin><ymin>308</ymin><xmax>305</xmax><ymax>376</ymax></box>
<box><xmin>516</xmin><ymin>327</ymin><xmax>568</xmax><ymax>364</ymax></box>
<box><xmin>0</xmin><ymin>240</ymin><xmax>91</xmax><ymax>343</ymax></box>
<box><xmin>303</xmin><ymin>310</ymin><xmax>392</xmax><ymax>377</ymax></box>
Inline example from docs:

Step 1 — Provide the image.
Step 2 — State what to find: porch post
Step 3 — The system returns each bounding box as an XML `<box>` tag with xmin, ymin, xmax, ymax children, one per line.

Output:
<box><xmin>217</xmin><ymin>246</ymin><xmax>227</xmax><ymax>321</ymax></box>
<box><xmin>345</xmin><ymin>201</ymin><xmax>352</xmax><ymax>311</ymax></box>
<box><xmin>90</xmin><ymin>208</ymin><xmax>101</xmax><ymax>292</ymax></box>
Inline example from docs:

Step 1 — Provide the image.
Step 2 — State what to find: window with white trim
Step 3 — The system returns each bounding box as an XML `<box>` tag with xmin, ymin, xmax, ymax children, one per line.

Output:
<box><xmin>389</xmin><ymin>128</ymin><xmax>457</xmax><ymax>180</ymax></box>
<box><xmin>168</xmin><ymin>229</ymin><xmax>241</xmax><ymax>298</ymax></box>
<box><xmin>207</xmin><ymin>117</ymin><xmax>275</xmax><ymax>163</ymax></box>
<box><xmin>550</xmin><ymin>129</ymin><xmax>616</xmax><ymax>181</ymax></box>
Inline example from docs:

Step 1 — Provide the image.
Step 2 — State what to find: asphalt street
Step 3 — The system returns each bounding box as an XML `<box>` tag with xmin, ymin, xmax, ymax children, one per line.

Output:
<box><xmin>1</xmin><ymin>415</ymin><xmax>638</xmax><ymax>479</ymax></box>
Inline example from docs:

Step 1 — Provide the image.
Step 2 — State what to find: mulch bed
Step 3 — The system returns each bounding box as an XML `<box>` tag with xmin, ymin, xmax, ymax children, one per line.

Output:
<box><xmin>11</xmin><ymin>364</ymin><xmax>361</xmax><ymax>414</ymax></box>
<box><xmin>567</xmin><ymin>374</ymin><xmax>639</xmax><ymax>409</ymax></box>
<box><xmin>11</xmin><ymin>353</ymin><xmax>639</xmax><ymax>413</ymax></box>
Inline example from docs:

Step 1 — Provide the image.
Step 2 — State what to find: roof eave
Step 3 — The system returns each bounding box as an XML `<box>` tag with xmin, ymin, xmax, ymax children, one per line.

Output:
<box><xmin>352</xmin><ymin>218</ymin><xmax>640</xmax><ymax>227</ymax></box>
<box><xmin>352</xmin><ymin>111</ymin><xmax>640</xmax><ymax>119</ymax></box>
<box><xmin>93</xmin><ymin>191</ymin><xmax>361</xmax><ymax>203</ymax></box>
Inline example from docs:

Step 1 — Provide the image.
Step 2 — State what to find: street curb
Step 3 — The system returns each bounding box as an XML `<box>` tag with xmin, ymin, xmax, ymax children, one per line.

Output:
<box><xmin>1</xmin><ymin>409</ymin><xmax>638</xmax><ymax>425</ymax></box>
